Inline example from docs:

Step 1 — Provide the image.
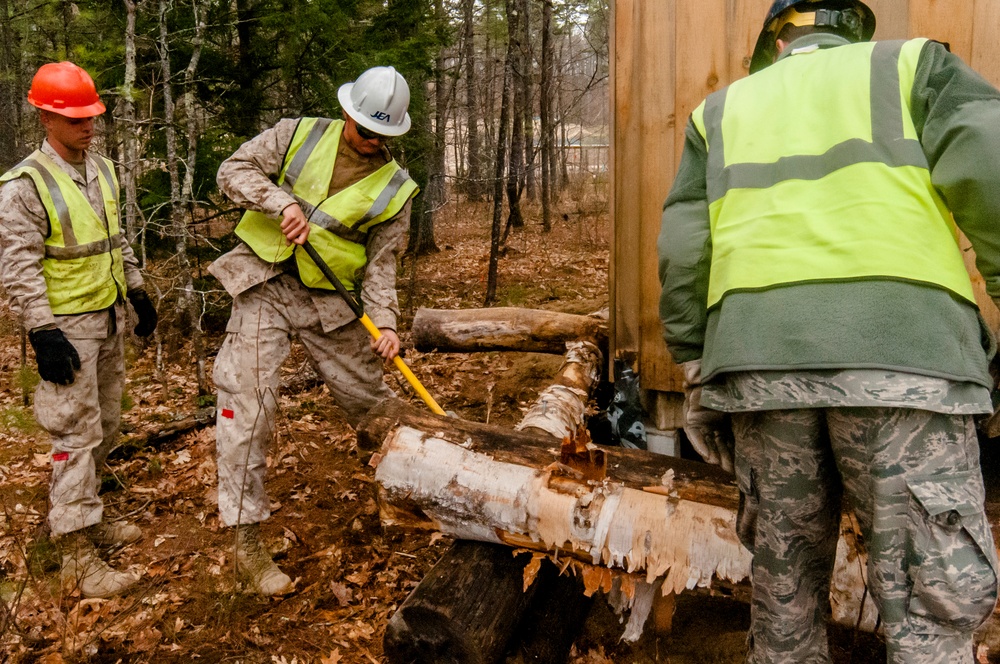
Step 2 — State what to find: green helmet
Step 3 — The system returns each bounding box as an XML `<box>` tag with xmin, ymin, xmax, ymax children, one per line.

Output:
<box><xmin>749</xmin><ymin>0</ymin><xmax>876</xmax><ymax>74</ymax></box>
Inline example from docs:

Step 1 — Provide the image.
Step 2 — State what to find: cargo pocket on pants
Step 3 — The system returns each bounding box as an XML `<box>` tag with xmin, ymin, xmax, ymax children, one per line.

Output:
<box><xmin>906</xmin><ymin>472</ymin><xmax>999</xmax><ymax>634</ymax></box>
<box><xmin>734</xmin><ymin>453</ymin><xmax>758</xmax><ymax>552</ymax></box>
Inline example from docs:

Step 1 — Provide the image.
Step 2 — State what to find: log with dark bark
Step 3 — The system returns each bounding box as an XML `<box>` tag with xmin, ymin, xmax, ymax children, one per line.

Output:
<box><xmin>411</xmin><ymin>307</ymin><xmax>607</xmax><ymax>355</ymax></box>
<box><xmin>511</xmin><ymin>558</ymin><xmax>595</xmax><ymax>662</ymax></box>
<box><xmin>110</xmin><ymin>406</ymin><xmax>216</xmax><ymax>460</ymax></box>
<box><xmin>383</xmin><ymin>540</ymin><xmax>541</xmax><ymax>664</ymax></box>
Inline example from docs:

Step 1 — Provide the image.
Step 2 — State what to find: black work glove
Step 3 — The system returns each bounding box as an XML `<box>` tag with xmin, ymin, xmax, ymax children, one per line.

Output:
<box><xmin>29</xmin><ymin>328</ymin><xmax>81</xmax><ymax>386</ymax></box>
<box><xmin>127</xmin><ymin>289</ymin><xmax>158</xmax><ymax>337</ymax></box>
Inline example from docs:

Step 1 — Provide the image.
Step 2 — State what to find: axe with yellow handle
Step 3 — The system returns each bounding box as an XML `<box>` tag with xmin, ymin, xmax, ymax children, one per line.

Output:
<box><xmin>301</xmin><ymin>241</ymin><xmax>446</xmax><ymax>416</ymax></box>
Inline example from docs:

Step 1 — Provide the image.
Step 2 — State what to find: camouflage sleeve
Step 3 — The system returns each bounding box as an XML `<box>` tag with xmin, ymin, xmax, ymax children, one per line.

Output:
<box><xmin>912</xmin><ymin>41</ymin><xmax>1000</xmax><ymax>301</ymax></box>
<box><xmin>0</xmin><ymin>178</ymin><xmax>57</xmax><ymax>331</ymax></box>
<box><xmin>216</xmin><ymin>118</ymin><xmax>300</xmax><ymax>217</ymax></box>
<box><xmin>360</xmin><ymin>200</ymin><xmax>410</xmax><ymax>331</ymax></box>
<box><xmin>658</xmin><ymin>117</ymin><xmax>712</xmax><ymax>364</ymax></box>
<box><xmin>119</xmin><ymin>227</ymin><xmax>144</xmax><ymax>292</ymax></box>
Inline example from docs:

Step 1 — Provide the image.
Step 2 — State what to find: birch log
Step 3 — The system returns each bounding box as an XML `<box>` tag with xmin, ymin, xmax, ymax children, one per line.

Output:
<box><xmin>362</xmin><ymin>399</ymin><xmax>880</xmax><ymax>633</ymax></box>
<box><xmin>516</xmin><ymin>341</ymin><xmax>602</xmax><ymax>438</ymax></box>
<box><xmin>411</xmin><ymin>307</ymin><xmax>607</xmax><ymax>354</ymax></box>
<box><xmin>379</xmin><ymin>342</ymin><xmax>604</xmax><ymax>662</ymax></box>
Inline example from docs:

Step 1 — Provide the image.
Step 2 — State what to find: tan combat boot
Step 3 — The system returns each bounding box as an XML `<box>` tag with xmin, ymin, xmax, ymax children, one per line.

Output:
<box><xmin>89</xmin><ymin>520</ymin><xmax>142</xmax><ymax>549</ymax></box>
<box><xmin>235</xmin><ymin>524</ymin><xmax>293</xmax><ymax>596</ymax></box>
<box><xmin>59</xmin><ymin>529</ymin><xmax>140</xmax><ymax>598</ymax></box>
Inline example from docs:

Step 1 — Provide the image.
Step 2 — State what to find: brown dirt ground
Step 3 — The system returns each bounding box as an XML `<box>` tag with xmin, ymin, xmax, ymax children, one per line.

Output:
<box><xmin>0</xmin><ymin>189</ymin><xmax>894</xmax><ymax>663</ymax></box>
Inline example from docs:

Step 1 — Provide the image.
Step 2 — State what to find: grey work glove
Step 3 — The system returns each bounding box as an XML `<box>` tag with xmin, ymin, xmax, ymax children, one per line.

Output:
<box><xmin>681</xmin><ymin>359</ymin><xmax>734</xmax><ymax>472</ymax></box>
<box><xmin>29</xmin><ymin>327</ymin><xmax>81</xmax><ymax>386</ymax></box>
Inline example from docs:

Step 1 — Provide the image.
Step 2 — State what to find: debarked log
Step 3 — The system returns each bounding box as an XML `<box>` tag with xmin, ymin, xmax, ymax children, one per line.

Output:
<box><xmin>360</xmin><ymin>399</ymin><xmax>880</xmax><ymax>633</ymax></box>
<box><xmin>411</xmin><ymin>307</ymin><xmax>607</xmax><ymax>354</ymax></box>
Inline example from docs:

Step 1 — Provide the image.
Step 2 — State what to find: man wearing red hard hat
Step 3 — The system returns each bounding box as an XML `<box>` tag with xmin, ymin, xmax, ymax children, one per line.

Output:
<box><xmin>0</xmin><ymin>62</ymin><xmax>157</xmax><ymax>598</ymax></box>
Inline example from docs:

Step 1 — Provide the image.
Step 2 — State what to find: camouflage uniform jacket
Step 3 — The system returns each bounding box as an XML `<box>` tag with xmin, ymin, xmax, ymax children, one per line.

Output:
<box><xmin>659</xmin><ymin>37</ymin><xmax>1000</xmax><ymax>409</ymax></box>
<box><xmin>0</xmin><ymin>140</ymin><xmax>144</xmax><ymax>338</ymax></box>
<box><xmin>212</xmin><ymin>118</ymin><xmax>410</xmax><ymax>333</ymax></box>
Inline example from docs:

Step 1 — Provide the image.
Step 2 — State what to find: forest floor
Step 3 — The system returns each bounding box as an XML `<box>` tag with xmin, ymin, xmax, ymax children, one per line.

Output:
<box><xmin>0</xmin><ymin>189</ymin><xmax>890</xmax><ymax>663</ymax></box>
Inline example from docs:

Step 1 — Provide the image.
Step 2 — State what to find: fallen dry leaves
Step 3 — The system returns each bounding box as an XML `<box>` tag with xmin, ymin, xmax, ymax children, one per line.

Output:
<box><xmin>0</xmin><ymin>198</ymin><xmax>624</xmax><ymax>663</ymax></box>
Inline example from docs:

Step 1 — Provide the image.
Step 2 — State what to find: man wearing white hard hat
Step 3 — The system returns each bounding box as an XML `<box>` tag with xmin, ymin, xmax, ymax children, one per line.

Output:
<box><xmin>210</xmin><ymin>66</ymin><xmax>418</xmax><ymax>595</ymax></box>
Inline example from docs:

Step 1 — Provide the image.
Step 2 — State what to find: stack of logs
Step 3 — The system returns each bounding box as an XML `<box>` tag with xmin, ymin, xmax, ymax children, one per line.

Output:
<box><xmin>361</xmin><ymin>307</ymin><xmax>999</xmax><ymax>662</ymax></box>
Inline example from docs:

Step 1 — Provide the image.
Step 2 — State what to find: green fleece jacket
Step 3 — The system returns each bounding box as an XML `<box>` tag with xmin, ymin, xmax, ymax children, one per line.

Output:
<box><xmin>658</xmin><ymin>36</ymin><xmax>1000</xmax><ymax>387</ymax></box>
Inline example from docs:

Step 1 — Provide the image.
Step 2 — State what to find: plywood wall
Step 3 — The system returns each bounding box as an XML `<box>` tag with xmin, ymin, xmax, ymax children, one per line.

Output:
<box><xmin>611</xmin><ymin>0</ymin><xmax>1000</xmax><ymax>393</ymax></box>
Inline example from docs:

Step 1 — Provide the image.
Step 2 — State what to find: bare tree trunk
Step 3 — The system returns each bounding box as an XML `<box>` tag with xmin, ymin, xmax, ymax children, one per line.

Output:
<box><xmin>233</xmin><ymin>0</ymin><xmax>264</xmax><ymax>137</ymax></box>
<box><xmin>556</xmin><ymin>39</ymin><xmax>569</xmax><ymax>194</ymax></box>
<box><xmin>60</xmin><ymin>0</ymin><xmax>72</xmax><ymax>58</ymax></box>
<box><xmin>0</xmin><ymin>0</ymin><xmax>20</xmax><ymax>168</ymax></box>
<box><xmin>159</xmin><ymin>0</ymin><xmax>208</xmax><ymax>395</ymax></box>
<box><xmin>181</xmin><ymin>0</ymin><xmax>208</xmax><ymax>395</ymax></box>
<box><xmin>486</xmin><ymin>33</ymin><xmax>513</xmax><ymax>306</ymax></box>
<box><xmin>121</xmin><ymin>0</ymin><xmax>140</xmax><ymax>245</ymax></box>
<box><xmin>539</xmin><ymin>0</ymin><xmax>553</xmax><ymax>232</ymax></box>
<box><xmin>412</xmin><ymin>0</ymin><xmax>446</xmax><ymax>256</ymax></box>
<box><xmin>378</xmin><ymin>343</ymin><xmax>603</xmax><ymax>662</ymax></box>
<box><xmin>462</xmin><ymin>0</ymin><xmax>482</xmax><ymax>201</ymax></box>
<box><xmin>521</xmin><ymin>0</ymin><xmax>536</xmax><ymax>202</ymax></box>
<box><xmin>503</xmin><ymin>0</ymin><xmax>524</xmax><ymax>236</ymax></box>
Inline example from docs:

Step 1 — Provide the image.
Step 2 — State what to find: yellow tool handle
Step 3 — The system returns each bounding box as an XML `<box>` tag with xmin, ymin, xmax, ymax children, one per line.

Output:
<box><xmin>359</xmin><ymin>313</ymin><xmax>446</xmax><ymax>416</ymax></box>
<box><xmin>301</xmin><ymin>240</ymin><xmax>446</xmax><ymax>417</ymax></box>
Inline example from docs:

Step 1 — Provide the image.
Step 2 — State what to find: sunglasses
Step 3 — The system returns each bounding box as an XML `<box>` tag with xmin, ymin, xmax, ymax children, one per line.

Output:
<box><xmin>355</xmin><ymin>123</ymin><xmax>389</xmax><ymax>142</ymax></box>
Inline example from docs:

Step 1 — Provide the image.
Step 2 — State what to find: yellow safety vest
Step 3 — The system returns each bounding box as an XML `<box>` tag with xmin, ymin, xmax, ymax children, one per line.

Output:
<box><xmin>235</xmin><ymin>118</ymin><xmax>419</xmax><ymax>291</ymax></box>
<box><xmin>691</xmin><ymin>38</ymin><xmax>975</xmax><ymax>308</ymax></box>
<box><xmin>0</xmin><ymin>150</ymin><xmax>126</xmax><ymax>314</ymax></box>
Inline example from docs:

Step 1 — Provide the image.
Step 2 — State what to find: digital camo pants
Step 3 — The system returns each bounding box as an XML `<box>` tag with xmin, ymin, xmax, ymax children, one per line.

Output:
<box><xmin>733</xmin><ymin>407</ymin><xmax>998</xmax><ymax>664</ymax></box>
<box><xmin>37</xmin><ymin>333</ymin><xmax>124</xmax><ymax>537</ymax></box>
<box><xmin>213</xmin><ymin>276</ymin><xmax>393</xmax><ymax>527</ymax></box>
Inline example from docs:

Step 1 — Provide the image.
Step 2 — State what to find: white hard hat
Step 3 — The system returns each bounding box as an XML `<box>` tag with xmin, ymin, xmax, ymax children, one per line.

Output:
<box><xmin>338</xmin><ymin>66</ymin><xmax>412</xmax><ymax>137</ymax></box>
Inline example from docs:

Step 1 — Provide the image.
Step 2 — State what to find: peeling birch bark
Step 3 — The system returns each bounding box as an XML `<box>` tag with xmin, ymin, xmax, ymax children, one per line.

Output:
<box><xmin>364</xmin><ymin>399</ymin><xmax>880</xmax><ymax>633</ymax></box>
<box><xmin>379</xmin><ymin>341</ymin><xmax>605</xmax><ymax>662</ymax></box>
<box><xmin>411</xmin><ymin>307</ymin><xmax>607</xmax><ymax>354</ymax></box>
<box><xmin>516</xmin><ymin>340</ymin><xmax>602</xmax><ymax>439</ymax></box>
<box><xmin>375</xmin><ymin>428</ymin><xmax>752</xmax><ymax>590</ymax></box>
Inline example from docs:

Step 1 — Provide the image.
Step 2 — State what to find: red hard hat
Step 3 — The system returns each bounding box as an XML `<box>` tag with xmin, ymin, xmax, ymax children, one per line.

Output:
<box><xmin>27</xmin><ymin>62</ymin><xmax>106</xmax><ymax>118</ymax></box>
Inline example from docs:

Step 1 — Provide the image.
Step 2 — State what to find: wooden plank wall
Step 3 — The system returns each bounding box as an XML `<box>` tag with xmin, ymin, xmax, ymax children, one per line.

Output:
<box><xmin>612</xmin><ymin>0</ymin><xmax>1000</xmax><ymax>394</ymax></box>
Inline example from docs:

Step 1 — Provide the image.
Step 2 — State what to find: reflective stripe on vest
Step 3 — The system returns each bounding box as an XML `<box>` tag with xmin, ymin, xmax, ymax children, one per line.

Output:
<box><xmin>692</xmin><ymin>38</ymin><xmax>975</xmax><ymax>308</ymax></box>
<box><xmin>235</xmin><ymin>118</ymin><xmax>418</xmax><ymax>291</ymax></box>
<box><xmin>0</xmin><ymin>150</ymin><xmax>126</xmax><ymax>314</ymax></box>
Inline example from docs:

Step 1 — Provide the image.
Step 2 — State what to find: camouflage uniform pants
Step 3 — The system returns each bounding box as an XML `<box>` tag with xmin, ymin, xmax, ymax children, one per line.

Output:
<box><xmin>733</xmin><ymin>407</ymin><xmax>998</xmax><ymax>664</ymax></box>
<box><xmin>213</xmin><ymin>274</ymin><xmax>393</xmax><ymax>527</ymax></box>
<box><xmin>37</xmin><ymin>333</ymin><xmax>124</xmax><ymax>536</ymax></box>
